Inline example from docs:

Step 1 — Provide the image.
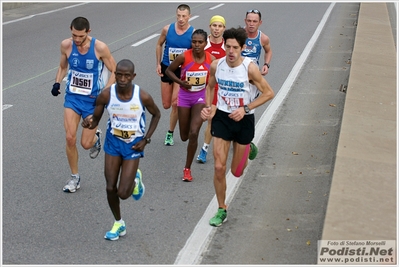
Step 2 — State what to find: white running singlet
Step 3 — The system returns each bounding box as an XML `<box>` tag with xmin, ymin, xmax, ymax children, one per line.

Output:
<box><xmin>215</xmin><ymin>57</ymin><xmax>255</xmax><ymax>114</ymax></box>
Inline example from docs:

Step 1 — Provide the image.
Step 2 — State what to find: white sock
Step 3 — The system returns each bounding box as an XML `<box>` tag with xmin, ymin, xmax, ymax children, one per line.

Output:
<box><xmin>202</xmin><ymin>143</ymin><xmax>209</xmax><ymax>152</ymax></box>
<box><xmin>116</xmin><ymin>219</ymin><xmax>124</xmax><ymax>224</ymax></box>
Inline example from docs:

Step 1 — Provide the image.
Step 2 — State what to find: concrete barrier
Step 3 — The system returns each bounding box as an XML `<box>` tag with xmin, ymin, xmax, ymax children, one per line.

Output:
<box><xmin>322</xmin><ymin>2</ymin><xmax>396</xmax><ymax>240</ymax></box>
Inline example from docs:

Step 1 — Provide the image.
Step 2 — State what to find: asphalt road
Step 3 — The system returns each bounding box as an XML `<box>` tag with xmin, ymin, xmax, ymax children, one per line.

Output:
<box><xmin>2</xmin><ymin>2</ymin><xmax>357</xmax><ymax>265</ymax></box>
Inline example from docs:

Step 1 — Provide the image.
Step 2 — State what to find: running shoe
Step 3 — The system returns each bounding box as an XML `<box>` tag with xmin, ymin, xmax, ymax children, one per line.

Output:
<box><xmin>196</xmin><ymin>148</ymin><xmax>208</xmax><ymax>163</ymax></box>
<box><xmin>132</xmin><ymin>169</ymin><xmax>145</xmax><ymax>201</ymax></box>
<box><xmin>182</xmin><ymin>168</ymin><xmax>193</xmax><ymax>182</ymax></box>
<box><xmin>248</xmin><ymin>142</ymin><xmax>258</xmax><ymax>160</ymax></box>
<box><xmin>209</xmin><ymin>208</ymin><xmax>227</xmax><ymax>227</ymax></box>
<box><xmin>164</xmin><ymin>131</ymin><xmax>174</xmax><ymax>146</ymax></box>
<box><xmin>104</xmin><ymin>221</ymin><xmax>126</xmax><ymax>241</ymax></box>
<box><xmin>89</xmin><ymin>129</ymin><xmax>102</xmax><ymax>159</ymax></box>
<box><xmin>63</xmin><ymin>175</ymin><xmax>80</xmax><ymax>193</ymax></box>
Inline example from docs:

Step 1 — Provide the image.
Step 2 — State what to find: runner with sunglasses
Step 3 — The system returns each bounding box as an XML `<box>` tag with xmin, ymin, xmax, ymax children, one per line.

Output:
<box><xmin>242</xmin><ymin>9</ymin><xmax>273</xmax><ymax>106</ymax></box>
<box><xmin>243</xmin><ymin>9</ymin><xmax>272</xmax><ymax>75</ymax></box>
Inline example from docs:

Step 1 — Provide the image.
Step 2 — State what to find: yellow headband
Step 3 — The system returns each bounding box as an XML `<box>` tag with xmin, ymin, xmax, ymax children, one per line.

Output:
<box><xmin>209</xmin><ymin>15</ymin><xmax>226</xmax><ymax>26</ymax></box>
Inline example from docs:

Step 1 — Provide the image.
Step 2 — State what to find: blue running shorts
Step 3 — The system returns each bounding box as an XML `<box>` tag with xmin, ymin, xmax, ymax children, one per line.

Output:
<box><xmin>64</xmin><ymin>94</ymin><xmax>96</xmax><ymax>119</ymax></box>
<box><xmin>104</xmin><ymin>129</ymin><xmax>144</xmax><ymax>160</ymax></box>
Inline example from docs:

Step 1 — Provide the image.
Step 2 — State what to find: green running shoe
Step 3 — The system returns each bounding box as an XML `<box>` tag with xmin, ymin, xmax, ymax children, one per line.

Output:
<box><xmin>248</xmin><ymin>142</ymin><xmax>258</xmax><ymax>160</ymax></box>
<box><xmin>164</xmin><ymin>131</ymin><xmax>174</xmax><ymax>146</ymax></box>
<box><xmin>209</xmin><ymin>208</ymin><xmax>227</xmax><ymax>227</ymax></box>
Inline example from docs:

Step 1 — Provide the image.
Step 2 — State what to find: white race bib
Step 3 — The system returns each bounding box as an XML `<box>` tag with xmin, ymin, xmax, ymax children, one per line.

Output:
<box><xmin>69</xmin><ymin>70</ymin><xmax>94</xmax><ymax>95</ymax></box>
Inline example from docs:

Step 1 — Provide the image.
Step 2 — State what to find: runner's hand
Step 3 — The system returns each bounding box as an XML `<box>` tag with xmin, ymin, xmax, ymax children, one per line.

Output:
<box><xmin>201</xmin><ymin>106</ymin><xmax>211</xmax><ymax>121</ymax></box>
<box><xmin>81</xmin><ymin>115</ymin><xmax>93</xmax><ymax>128</ymax></box>
<box><xmin>51</xmin><ymin>83</ymin><xmax>61</xmax><ymax>96</ymax></box>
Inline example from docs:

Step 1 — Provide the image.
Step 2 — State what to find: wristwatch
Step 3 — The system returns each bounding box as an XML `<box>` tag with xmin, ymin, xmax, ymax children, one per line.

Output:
<box><xmin>145</xmin><ymin>137</ymin><xmax>151</xmax><ymax>144</ymax></box>
<box><xmin>264</xmin><ymin>62</ymin><xmax>270</xmax><ymax>68</ymax></box>
<box><xmin>243</xmin><ymin>105</ymin><xmax>250</xmax><ymax>114</ymax></box>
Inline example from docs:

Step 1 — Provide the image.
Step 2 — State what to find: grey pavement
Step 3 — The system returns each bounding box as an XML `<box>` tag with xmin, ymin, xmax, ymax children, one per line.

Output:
<box><xmin>200</xmin><ymin>2</ymin><xmax>397</xmax><ymax>265</ymax></box>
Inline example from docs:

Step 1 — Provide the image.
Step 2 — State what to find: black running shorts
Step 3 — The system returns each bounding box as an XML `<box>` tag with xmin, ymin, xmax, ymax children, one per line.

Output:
<box><xmin>160</xmin><ymin>62</ymin><xmax>181</xmax><ymax>84</ymax></box>
<box><xmin>211</xmin><ymin>109</ymin><xmax>255</xmax><ymax>145</ymax></box>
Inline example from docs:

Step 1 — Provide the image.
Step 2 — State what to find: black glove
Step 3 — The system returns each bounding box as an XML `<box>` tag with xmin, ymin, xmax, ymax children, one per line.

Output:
<box><xmin>51</xmin><ymin>83</ymin><xmax>61</xmax><ymax>96</ymax></box>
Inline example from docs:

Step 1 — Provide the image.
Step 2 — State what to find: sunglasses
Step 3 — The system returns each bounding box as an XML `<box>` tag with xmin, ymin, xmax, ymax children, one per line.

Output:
<box><xmin>246</xmin><ymin>9</ymin><xmax>262</xmax><ymax>19</ymax></box>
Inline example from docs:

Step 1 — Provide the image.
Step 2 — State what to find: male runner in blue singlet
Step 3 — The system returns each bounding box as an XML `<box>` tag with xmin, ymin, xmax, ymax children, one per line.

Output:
<box><xmin>52</xmin><ymin>17</ymin><xmax>116</xmax><ymax>193</ymax></box>
<box><xmin>242</xmin><ymin>9</ymin><xmax>272</xmax><ymax>102</ymax></box>
<box><xmin>155</xmin><ymin>4</ymin><xmax>195</xmax><ymax>146</ymax></box>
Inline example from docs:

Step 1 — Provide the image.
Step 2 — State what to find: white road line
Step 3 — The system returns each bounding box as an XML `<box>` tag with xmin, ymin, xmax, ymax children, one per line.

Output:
<box><xmin>131</xmin><ymin>34</ymin><xmax>160</xmax><ymax>47</ymax></box>
<box><xmin>132</xmin><ymin>15</ymin><xmax>198</xmax><ymax>47</ymax></box>
<box><xmin>3</xmin><ymin>3</ymin><xmax>89</xmax><ymax>25</ymax></box>
<box><xmin>189</xmin><ymin>15</ymin><xmax>199</xmax><ymax>21</ymax></box>
<box><xmin>173</xmin><ymin>3</ymin><xmax>336</xmax><ymax>265</ymax></box>
<box><xmin>209</xmin><ymin>4</ymin><xmax>225</xmax><ymax>10</ymax></box>
<box><xmin>3</xmin><ymin>105</ymin><xmax>13</xmax><ymax>111</ymax></box>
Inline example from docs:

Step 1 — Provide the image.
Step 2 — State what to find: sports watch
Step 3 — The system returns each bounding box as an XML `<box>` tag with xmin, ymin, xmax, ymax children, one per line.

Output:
<box><xmin>243</xmin><ymin>105</ymin><xmax>250</xmax><ymax>114</ymax></box>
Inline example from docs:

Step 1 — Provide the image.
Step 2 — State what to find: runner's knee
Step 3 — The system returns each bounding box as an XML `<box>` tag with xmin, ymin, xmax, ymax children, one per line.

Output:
<box><xmin>231</xmin><ymin>167</ymin><xmax>243</xmax><ymax>177</ymax></box>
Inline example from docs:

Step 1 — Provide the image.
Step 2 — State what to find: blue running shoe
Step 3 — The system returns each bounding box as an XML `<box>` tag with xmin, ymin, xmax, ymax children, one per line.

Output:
<box><xmin>104</xmin><ymin>221</ymin><xmax>126</xmax><ymax>241</ymax></box>
<box><xmin>132</xmin><ymin>169</ymin><xmax>145</xmax><ymax>200</ymax></box>
<box><xmin>196</xmin><ymin>148</ymin><xmax>208</xmax><ymax>163</ymax></box>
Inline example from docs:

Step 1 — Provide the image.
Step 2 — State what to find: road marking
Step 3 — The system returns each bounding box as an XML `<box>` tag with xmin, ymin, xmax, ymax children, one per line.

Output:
<box><xmin>132</xmin><ymin>34</ymin><xmax>160</xmax><ymax>47</ymax></box>
<box><xmin>131</xmin><ymin>14</ymin><xmax>199</xmax><ymax>47</ymax></box>
<box><xmin>3</xmin><ymin>3</ymin><xmax>89</xmax><ymax>25</ymax></box>
<box><xmin>173</xmin><ymin>2</ymin><xmax>336</xmax><ymax>265</ymax></box>
<box><xmin>3</xmin><ymin>105</ymin><xmax>13</xmax><ymax>111</ymax></box>
<box><xmin>3</xmin><ymin>4</ymin><xmax>204</xmax><ymax>92</ymax></box>
<box><xmin>209</xmin><ymin>4</ymin><xmax>224</xmax><ymax>10</ymax></box>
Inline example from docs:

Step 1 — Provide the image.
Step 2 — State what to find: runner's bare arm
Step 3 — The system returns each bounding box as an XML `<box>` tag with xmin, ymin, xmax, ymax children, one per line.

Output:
<box><xmin>132</xmin><ymin>89</ymin><xmax>161</xmax><ymax>151</ymax></box>
<box><xmin>165</xmin><ymin>53</ymin><xmax>188</xmax><ymax>88</ymax></box>
<box><xmin>248</xmin><ymin>62</ymin><xmax>274</xmax><ymax>110</ymax></box>
<box><xmin>260</xmin><ymin>33</ymin><xmax>272</xmax><ymax>75</ymax></box>
<box><xmin>155</xmin><ymin>25</ymin><xmax>169</xmax><ymax>76</ymax></box>
<box><xmin>96</xmin><ymin>40</ymin><xmax>116</xmax><ymax>87</ymax></box>
<box><xmin>81</xmin><ymin>87</ymin><xmax>110</xmax><ymax>129</ymax></box>
<box><xmin>55</xmin><ymin>39</ymin><xmax>71</xmax><ymax>83</ymax></box>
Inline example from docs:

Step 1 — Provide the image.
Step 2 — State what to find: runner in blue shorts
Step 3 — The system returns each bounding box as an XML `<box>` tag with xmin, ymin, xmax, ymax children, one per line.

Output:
<box><xmin>52</xmin><ymin>16</ymin><xmax>116</xmax><ymax>193</ymax></box>
<box><xmin>103</xmin><ymin>129</ymin><xmax>144</xmax><ymax>160</ymax></box>
<box><xmin>82</xmin><ymin>59</ymin><xmax>161</xmax><ymax>241</ymax></box>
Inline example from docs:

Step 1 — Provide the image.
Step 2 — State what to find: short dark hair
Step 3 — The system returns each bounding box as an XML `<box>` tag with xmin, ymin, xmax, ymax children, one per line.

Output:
<box><xmin>192</xmin><ymin>29</ymin><xmax>207</xmax><ymax>41</ymax></box>
<box><xmin>70</xmin><ymin>17</ymin><xmax>90</xmax><ymax>32</ymax></box>
<box><xmin>223</xmin><ymin>27</ymin><xmax>248</xmax><ymax>48</ymax></box>
<box><xmin>117</xmin><ymin>59</ymin><xmax>135</xmax><ymax>73</ymax></box>
<box><xmin>177</xmin><ymin>4</ymin><xmax>190</xmax><ymax>14</ymax></box>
